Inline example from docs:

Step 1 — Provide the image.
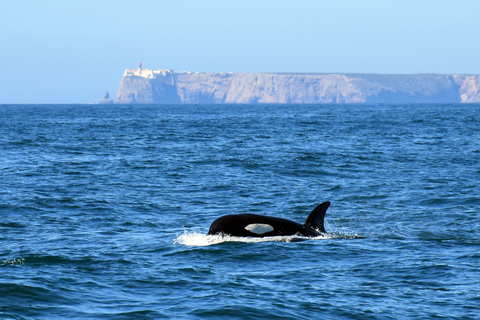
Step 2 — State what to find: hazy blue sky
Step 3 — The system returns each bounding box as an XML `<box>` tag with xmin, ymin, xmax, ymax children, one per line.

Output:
<box><xmin>1</xmin><ymin>0</ymin><xmax>479</xmax><ymax>103</ymax></box>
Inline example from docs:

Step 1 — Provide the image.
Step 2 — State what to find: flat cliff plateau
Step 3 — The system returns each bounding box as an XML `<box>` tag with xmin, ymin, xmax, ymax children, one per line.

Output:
<box><xmin>114</xmin><ymin>72</ymin><xmax>480</xmax><ymax>104</ymax></box>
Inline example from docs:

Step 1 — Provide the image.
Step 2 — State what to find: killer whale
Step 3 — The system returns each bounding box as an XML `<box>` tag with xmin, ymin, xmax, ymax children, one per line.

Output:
<box><xmin>207</xmin><ymin>201</ymin><xmax>330</xmax><ymax>237</ymax></box>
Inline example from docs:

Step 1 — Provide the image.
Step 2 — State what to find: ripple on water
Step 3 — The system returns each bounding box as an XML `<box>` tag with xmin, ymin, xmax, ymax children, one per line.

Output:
<box><xmin>1</xmin><ymin>104</ymin><xmax>479</xmax><ymax>319</ymax></box>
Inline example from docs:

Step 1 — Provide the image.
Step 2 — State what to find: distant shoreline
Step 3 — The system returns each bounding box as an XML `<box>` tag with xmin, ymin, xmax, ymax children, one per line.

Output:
<box><xmin>114</xmin><ymin>69</ymin><xmax>480</xmax><ymax>104</ymax></box>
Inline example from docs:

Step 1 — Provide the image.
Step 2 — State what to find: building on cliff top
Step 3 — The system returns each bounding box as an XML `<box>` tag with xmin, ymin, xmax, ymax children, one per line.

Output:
<box><xmin>123</xmin><ymin>62</ymin><xmax>173</xmax><ymax>79</ymax></box>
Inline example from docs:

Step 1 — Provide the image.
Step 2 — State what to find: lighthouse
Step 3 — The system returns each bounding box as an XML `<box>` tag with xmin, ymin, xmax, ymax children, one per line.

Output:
<box><xmin>138</xmin><ymin>62</ymin><xmax>142</xmax><ymax>70</ymax></box>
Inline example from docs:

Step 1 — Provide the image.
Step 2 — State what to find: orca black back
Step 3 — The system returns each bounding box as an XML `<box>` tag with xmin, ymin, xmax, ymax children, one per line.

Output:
<box><xmin>207</xmin><ymin>201</ymin><xmax>330</xmax><ymax>238</ymax></box>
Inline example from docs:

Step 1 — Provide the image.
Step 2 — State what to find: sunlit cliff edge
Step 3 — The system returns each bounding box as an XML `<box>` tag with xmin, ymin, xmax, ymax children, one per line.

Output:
<box><xmin>114</xmin><ymin>65</ymin><xmax>480</xmax><ymax>104</ymax></box>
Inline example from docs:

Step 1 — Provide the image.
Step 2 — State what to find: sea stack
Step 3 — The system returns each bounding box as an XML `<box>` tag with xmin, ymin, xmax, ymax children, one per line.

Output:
<box><xmin>98</xmin><ymin>91</ymin><xmax>114</xmax><ymax>104</ymax></box>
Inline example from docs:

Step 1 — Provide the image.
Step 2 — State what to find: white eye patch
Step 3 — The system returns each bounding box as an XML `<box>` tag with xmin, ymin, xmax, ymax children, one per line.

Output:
<box><xmin>245</xmin><ymin>223</ymin><xmax>274</xmax><ymax>235</ymax></box>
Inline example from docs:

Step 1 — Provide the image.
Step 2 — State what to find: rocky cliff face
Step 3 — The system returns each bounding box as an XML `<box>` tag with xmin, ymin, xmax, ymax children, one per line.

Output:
<box><xmin>115</xmin><ymin>71</ymin><xmax>180</xmax><ymax>104</ymax></box>
<box><xmin>453</xmin><ymin>75</ymin><xmax>480</xmax><ymax>103</ymax></box>
<box><xmin>115</xmin><ymin>72</ymin><xmax>480</xmax><ymax>104</ymax></box>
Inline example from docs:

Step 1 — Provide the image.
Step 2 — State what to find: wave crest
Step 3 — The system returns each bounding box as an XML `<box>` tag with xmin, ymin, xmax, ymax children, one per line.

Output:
<box><xmin>174</xmin><ymin>230</ymin><xmax>332</xmax><ymax>246</ymax></box>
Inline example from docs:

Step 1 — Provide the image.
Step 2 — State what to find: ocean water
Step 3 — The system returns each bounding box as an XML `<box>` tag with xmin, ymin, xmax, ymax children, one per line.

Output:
<box><xmin>1</xmin><ymin>103</ymin><xmax>479</xmax><ymax>319</ymax></box>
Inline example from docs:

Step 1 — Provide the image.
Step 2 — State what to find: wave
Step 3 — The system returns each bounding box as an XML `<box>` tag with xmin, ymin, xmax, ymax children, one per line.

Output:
<box><xmin>174</xmin><ymin>230</ymin><xmax>338</xmax><ymax>246</ymax></box>
<box><xmin>1</xmin><ymin>258</ymin><xmax>26</xmax><ymax>265</ymax></box>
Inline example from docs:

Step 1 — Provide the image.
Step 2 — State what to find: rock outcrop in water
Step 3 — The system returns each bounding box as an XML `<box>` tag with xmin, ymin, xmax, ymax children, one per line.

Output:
<box><xmin>114</xmin><ymin>70</ymin><xmax>480</xmax><ymax>104</ymax></box>
<box><xmin>98</xmin><ymin>91</ymin><xmax>114</xmax><ymax>104</ymax></box>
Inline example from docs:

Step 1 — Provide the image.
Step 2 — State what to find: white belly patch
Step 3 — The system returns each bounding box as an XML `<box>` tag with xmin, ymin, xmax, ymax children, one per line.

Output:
<box><xmin>245</xmin><ymin>223</ymin><xmax>274</xmax><ymax>235</ymax></box>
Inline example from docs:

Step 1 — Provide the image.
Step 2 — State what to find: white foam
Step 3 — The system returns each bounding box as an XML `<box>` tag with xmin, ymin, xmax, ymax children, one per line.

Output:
<box><xmin>174</xmin><ymin>230</ymin><xmax>331</xmax><ymax>246</ymax></box>
<box><xmin>1</xmin><ymin>258</ymin><xmax>25</xmax><ymax>265</ymax></box>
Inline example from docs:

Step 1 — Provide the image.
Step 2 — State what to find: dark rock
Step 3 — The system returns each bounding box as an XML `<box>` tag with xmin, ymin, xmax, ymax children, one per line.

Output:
<box><xmin>98</xmin><ymin>91</ymin><xmax>114</xmax><ymax>104</ymax></box>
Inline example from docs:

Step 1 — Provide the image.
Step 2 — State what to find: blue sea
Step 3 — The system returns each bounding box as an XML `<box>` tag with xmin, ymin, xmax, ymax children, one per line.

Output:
<box><xmin>1</xmin><ymin>103</ymin><xmax>479</xmax><ymax>319</ymax></box>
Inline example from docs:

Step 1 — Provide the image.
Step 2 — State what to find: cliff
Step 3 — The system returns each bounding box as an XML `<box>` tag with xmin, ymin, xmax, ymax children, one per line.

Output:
<box><xmin>115</xmin><ymin>70</ymin><xmax>180</xmax><ymax>104</ymax></box>
<box><xmin>114</xmin><ymin>71</ymin><xmax>480</xmax><ymax>104</ymax></box>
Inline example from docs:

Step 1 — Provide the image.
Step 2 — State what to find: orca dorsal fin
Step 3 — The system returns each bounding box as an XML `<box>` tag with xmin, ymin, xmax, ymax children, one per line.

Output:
<box><xmin>304</xmin><ymin>201</ymin><xmax>330</xmax><ymax>234</ymax></box>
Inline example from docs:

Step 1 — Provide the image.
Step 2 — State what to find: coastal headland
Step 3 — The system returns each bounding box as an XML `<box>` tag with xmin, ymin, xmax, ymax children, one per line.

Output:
<box><xmin>114</xmin><ymin>65</ymin><xmax>480</xmax><ymax>104</ymax></box>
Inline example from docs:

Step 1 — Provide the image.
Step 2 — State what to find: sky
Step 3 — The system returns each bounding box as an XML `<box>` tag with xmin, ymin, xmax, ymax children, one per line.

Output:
<box><xmin>1</xmin><ymin>0</ymin><xmax>480</xmax><ymax>103</ymax></box>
